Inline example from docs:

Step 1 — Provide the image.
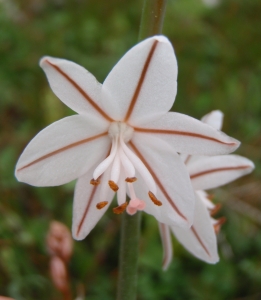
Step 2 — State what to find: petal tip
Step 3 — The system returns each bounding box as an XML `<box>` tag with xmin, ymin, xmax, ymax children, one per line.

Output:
<box><xmin>207</xmin><ymin>255</ymin><xmax>220</xmax><ymax>264</ymax></box>
<box><xmin>72</xmin><ymin>230</ymin><xmax>85</xmax><ymax>241</ymax></box>
<box><xmin>39</xmin><ymin>56</ymin><xmax>51</xmax><ymax>67</ymax></box>
<box><xmin>153</xmin><ymin>35</ymin><xmax>170</xmax><ymax>44</ymax></box>
<box><xmin>246</xmin><ymin>160</ymin><xmax>255</xmax><ymax>173</ymax></box>
<box><xmin>211</xmin><ymin>110</ymin><xmax>224</xmax><ymax>122</ymax></box>
<box><xmin>229</xmin><ymin>137</ymin><xmax>241</xmax><ymax>151</ymax></box>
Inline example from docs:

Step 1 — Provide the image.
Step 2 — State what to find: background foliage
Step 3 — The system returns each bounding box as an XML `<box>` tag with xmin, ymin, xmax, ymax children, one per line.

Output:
<box><xmin>0</xmin><ymin>0</ymin><xmax>260</xmax><ymax>299</ymax></box>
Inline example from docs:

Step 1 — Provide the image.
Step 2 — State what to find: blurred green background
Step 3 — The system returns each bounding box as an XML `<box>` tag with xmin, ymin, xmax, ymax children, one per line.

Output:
<box><xmin>0</xmin><ymin>0</ymin><xmax>261</xmax><ymax>299</ymax></box>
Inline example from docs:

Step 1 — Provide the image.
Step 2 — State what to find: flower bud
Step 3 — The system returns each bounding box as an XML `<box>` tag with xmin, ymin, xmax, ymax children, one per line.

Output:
<box><xmin>46</xmin><ymin>221</ymin><xmax>73</xmax><ymax>261</ymax></box>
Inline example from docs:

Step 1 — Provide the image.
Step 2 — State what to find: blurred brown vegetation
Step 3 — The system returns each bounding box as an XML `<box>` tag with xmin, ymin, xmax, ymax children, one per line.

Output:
<box><xmin>0</xmin><ymin>0</ymin><xmax>260</xmax><ymax>299</ymax></box>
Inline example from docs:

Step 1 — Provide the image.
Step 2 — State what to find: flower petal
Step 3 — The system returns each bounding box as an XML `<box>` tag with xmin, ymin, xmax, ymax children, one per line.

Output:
<box><xmin>72</xmin><ymin>167</ymin><xmax>114</xmax><ymax>240</ymax></box>
<box><xmin>188</xmin><ymin>155</ymin><xmax>255</xmax><ymax>190</ymax></box>
<box><xmin>196</xmin><ymin>190</ymin><xmax>215</xmax><ymax>210</ymax></box>
<box><xmin>40</xmin><ymin>56</ymin><xmax>112</xmax><ymax>122</ymax></box>
<box><xmin>102</xmin><ymin>36</ymin><xmax>177</xmax><ymax>124</ymax></box>
<box><xmin>134</xmin><ymin>112</ymin><xmax>240</xmax><ymax>155</ymax></box>
<box><xmin>201</xmin><ymin>110</ymin><xmax>224</xmax><ymax>130</ymax></box>
<box><xmin>158</xmin><ymin>222</ymin><xmax>173</xmax><ymax>270</ymax></box>
<box><xmin>171</xmin><ymin>192</ymin><xmax>219</xmax><ymax>264</ymax></box>
<box><xmin>15</xmin><ymin>115</ymin><xmax>110</xmax><ymax>186</ymax></box>
<box><xmin>129</xmin><ymin>134</ymin><xmax>195</xmax><ymax>228</ymax></box>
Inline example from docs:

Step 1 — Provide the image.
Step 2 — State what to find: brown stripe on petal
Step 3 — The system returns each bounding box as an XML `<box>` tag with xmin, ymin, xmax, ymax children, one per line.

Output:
<box><xmin>190</xmin><ymin>165</ymin><xmax>251</xmax><ymax>180</ymax></box>
<box><xmin>76</xmin><ymin>185</ymin><xmax>99</xmax><ymax>237</ymax></box>
<box><xmin>124</xmin><ymin>40</ymin><xmax>158</xmax><ymax>122</ymax></box>
<box><xmin>191</xmin><ymin>226</ymin><xmax>211</xmax><ymax>257</ymax></box>
<box><xmin>129</xmin><ymin>141</ymin><xmax>187</xmax><ymax>221</ymax></box>
<box><xmin>44</xmin><ymin>59</ymin><xmax>113</xmax><ymax>122</ymax></box>
<box><xmin>76</xmin><ymin>149</ymin><xmax>111</xmax><ymax>237</ymax></box>
<box><xmin>133</xmin><ymin>127</ymin><xmax>238</xmax><ymax>146</ymax></box>
<box><xmin>17</xmin><ymin>132</ymin><xmax>107</xmax><ymax>172</ymax></box>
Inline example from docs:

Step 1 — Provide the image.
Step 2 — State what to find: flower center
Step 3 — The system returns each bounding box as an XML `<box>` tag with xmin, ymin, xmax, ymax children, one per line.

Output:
<box><xmin>108</xmin><ymin>121</ymin><xmax>134</xmax><ymax>143</ymax></box>
<box><xmin>91</xmin><ymin>121</ymin><xmax>161</xmax><ymax>215</ymax></box>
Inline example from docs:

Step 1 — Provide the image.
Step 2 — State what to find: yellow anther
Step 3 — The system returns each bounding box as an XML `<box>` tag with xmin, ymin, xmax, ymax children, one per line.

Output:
<box><xmin>148</xmin><ymin>191</ymin><xmax>162</xmax><ymax>206</ymax></box>
<box><xmin>108</xmin><ymin>180</ymin><xmax>119</xmax><ymax>191</ymax></box>
<box><xmin>207</xmin><ymin>194</ymin><xmax>214</xmax><ymax>201</ymax></box>
<box><xmin>210</xmin><ymin>203</ymin><xmax>222</xmax><ymax>216</ymax></box>
<box><xmin>96</xmin><ymin>201</ymin><xmax>108</xmax><ymax>209</ymax></box>
<box><xmin>90</xmin><ymin>178</ymin><xmax>100</xmax><ymax>186</ymax></box>
<box><xmin>213</xmin><ymin>217</ymin><xmax>226</xmax><ymax>234</ymax></box>
<box><xmin>113</xmin><ymin>202</ymin><xmax>128</xmax><ymax>214</ymax></box>
<box><xmin>125</xmin><ymin>177</ymin><xmax>137</xmax><ymax>183</ymax></box>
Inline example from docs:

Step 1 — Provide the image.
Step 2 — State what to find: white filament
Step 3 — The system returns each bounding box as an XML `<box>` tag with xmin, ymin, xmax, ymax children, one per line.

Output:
<box><xmin>118</xmin><ymin>142</ymin><xmax>135</xmax><ymax>178</ymax></box>
<box><xmin>93</xmin><ymin>138</ymin><xmax>118</xmax><ymax>180</ymax></box>
<box><xmin>120</xmin><ymin>138</ymin><xmax>157</xmax><ymax>194</ymax></box>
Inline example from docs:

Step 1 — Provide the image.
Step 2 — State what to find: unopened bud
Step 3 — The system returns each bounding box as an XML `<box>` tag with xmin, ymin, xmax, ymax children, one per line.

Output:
<box><xmin>46</xmin><ymin>221</ymin><xmax>73</xmax><ymax>261</ymax></box>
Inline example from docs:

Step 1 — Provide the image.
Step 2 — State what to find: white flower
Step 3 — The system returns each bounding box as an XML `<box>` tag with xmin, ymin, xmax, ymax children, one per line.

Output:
<box><xmin>15</xmin><ymin>37</ymin><xmax>239</xmax><ymax>240</ymax></box>
<box><xmin>159</xmin><ymin>110</ymin><xmax>254</xmax><ymax>269</ymax></box>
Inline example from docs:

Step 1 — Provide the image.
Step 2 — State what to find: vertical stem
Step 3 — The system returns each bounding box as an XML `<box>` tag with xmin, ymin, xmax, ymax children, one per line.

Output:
<box><xmin>117</xmin><ymin>212</ymin><xmax>141</xmax><ymax>300</ymax></box>
<box><xmin>117</xmin><ymin>1</ymin><xmax>168</xmax><ymax>300</ymax></box>
<box><xmin>138</xmin><ymin>0</ymin><xmax>168</xmax><ymax>41</ymax></box>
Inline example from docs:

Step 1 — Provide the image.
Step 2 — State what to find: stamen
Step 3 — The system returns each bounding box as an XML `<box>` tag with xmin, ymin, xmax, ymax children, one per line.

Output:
<box><xmin>148</xmin><ymin>191</ymin><xmax>162</xmax><ymax>206</ymax></box>
<box><xmin>119</xmin><ymin>146</ymin><xmax>135</xmax><ymax>178</ymax></box>
<box><xmin>90</xmin><ymin>178</ymin><xmax>100</xmax><ymax>186</ymax></box>
<box><xmin>210</xmin><ymin>203</ymin><xmax>222</xmax><ymax>216</ymax></box>
<box><xmin>125</xmin><ymin>177</ymin><xmax>137</xmax><ymax>183</ymax></box>
<box><xmin>117</xmin><ymin>174</ymin><xmax>126</xmax><ymax>205</ymax></box>
<box><xmin>120</xmin><ymin>138</ymin><xmax>157</xmax><ymax>194</ymax></box>
<box><xmin>113</xmin><ymin>202</ymin><xmax>128</xmax><ymax>214</ymax></box>
<box><xmin>213</xmin><ymin>217</ymin><xmax>226</xmax><ymax>234</ymax></box>
<box><xmin>108</xmin><ymin>180</ymin><xmax>119</xmax><ymax>191</ymax></box>
<box><xmin>96</xmin><ymin>201</ymin><xmax>108</xmax><ymax>209</ymax></box>
<box><xmin>207</xmin><ymin>194</ymin><xmax>215</xmax><ymax>201</ymax></box>
<box><xmin>93</xmin><ymin>138</ymin><xmax>118</xmax><ymax>180</ymax></box>
<box><xmin>110</xmin><ymin>148</ymin><xmax>121</xmax><ymax>183</ymax></box>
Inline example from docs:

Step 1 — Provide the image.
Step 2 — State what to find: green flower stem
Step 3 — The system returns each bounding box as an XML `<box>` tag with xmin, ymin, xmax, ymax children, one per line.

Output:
<box><xmin>138</xmin><ymin>0</ymin><xmax>167</xmax><ymax>41</ymax></box>
<box><xmin>117</xmin><ymin>1</ymin><xmax>167</xmax><ymax>300</ymax></box>
<box><xmin>117</xmin><ymin>211</ymin><xmax>141</xmax><ymax>300</ymax></box>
